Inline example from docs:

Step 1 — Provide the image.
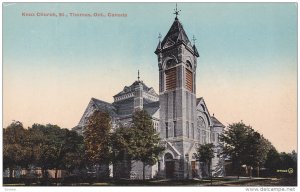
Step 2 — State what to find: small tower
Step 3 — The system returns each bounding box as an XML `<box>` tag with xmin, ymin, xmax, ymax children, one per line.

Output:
<box><xmin>133</xmin><ymin>70</ymin><xmax>143</xmax><ymax>111</ymax></box>
<box><xmin>155</xmin><ymin>5</ymin><xmax>199</xmax><ymax>179</ymax></box>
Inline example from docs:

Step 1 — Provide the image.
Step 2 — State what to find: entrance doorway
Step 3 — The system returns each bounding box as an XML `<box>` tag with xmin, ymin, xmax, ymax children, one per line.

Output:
<box><xmin>191</xmin><ymin>161</ymin><xmax>196</xmax><ymax>178</ymax></box>
<box><xmin>164</xmin><ymin>153</ymin><xmax>174</xmax><ymax>179</ymax></box>
<box><xmin>165</xmin><ymin>161</ymin><xmax>175</xmax><ymax>178</ymax></box>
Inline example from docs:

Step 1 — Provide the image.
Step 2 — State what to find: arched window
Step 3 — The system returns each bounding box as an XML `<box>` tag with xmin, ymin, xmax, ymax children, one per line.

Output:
<box><xmin>165</xmin><ymin>153</ymin><xmax>173</xmax><ymax>160</ymax></box>
<box><xmin>186</xmin><ymin>60</ymin><xmax>192</xmax><ymax>69</ymax></box>
<box><xmin>197</xmin><ymin>116</ymin><xmax>206</xmax><ymax>129</ymax></box>
<box><xmin>166</xmin><ymin>59</ymin><xmax>176</xmax><ymax>69</ymax></box>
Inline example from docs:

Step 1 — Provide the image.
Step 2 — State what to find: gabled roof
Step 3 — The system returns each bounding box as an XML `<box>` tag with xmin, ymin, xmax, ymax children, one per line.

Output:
<box><xmin>113</xmin><ymin>97</ymin><xmax>134</xmax><ymax>116</ymax></box>
<box><xmin>113</xmin><ymin>80</ymin><xmax>156</xmax><ymax>97</ymax></box>
<box><xmin>143</xmin><ymin>101</ymin><xmax>160</xmax><ymax>116</ymax></box>
<box><xmin>196</xmin><ymin>97</ymin><xmax>203</xmax><ymax>106</ymax></box>
<box><xmin>211</xmin><ymin>116</ymin><xmax>225</xmax><ymax>128</ymax></box>
<box><xmin>91</xmin><ymin>98</ymin><xmax>118</xmax><ymax>117</ymax></box>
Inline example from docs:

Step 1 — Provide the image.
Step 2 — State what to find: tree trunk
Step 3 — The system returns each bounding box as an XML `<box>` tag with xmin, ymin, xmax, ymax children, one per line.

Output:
<box><xmin>9</xmin><ymin>167</ymin><xmax>13</xmax><ymax>178</ymax></box>
<box><xmin>142</xmin><ymin>162</ymin><xmax>145</xmax><ymax>180</ymax></box>
<box><xmin>55</xmin><ymin>168</ymin><xmax>58</xmax><ymax>179</ymax></box>
<box><xmin>42</xmin><ymin>168</ymin><xmax>45</xmax><ymax>178</ymax></box>
<box><xmin>209</xmin><ymin>161</ymin><xmax>212</xmax><ymax>186</ymax></box>
<box><xmin>237</xmin><ymin>160</ymin><xmax>240</xmax><ymax>180</ymax></box>
<box><xmin>41</xmin><ymin>168</ymin><xmax>49</xmax><ymax>185</ymax></box>
<box><xmin>55</xmin><ymin>168</ymin><xmax>58</xmax><ymax>186</ymax></box>
<box><xmin>257</xmin><ymin>166</ymin><xmax>260</xmax><ymax>177</ymax></box>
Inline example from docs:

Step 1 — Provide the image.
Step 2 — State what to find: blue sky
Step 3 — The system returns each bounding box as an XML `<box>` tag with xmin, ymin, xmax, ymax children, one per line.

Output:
<box><xmin>3</xmin><ymin>3</ymin><xmax>297</xmax><ymax>152</ymax></box>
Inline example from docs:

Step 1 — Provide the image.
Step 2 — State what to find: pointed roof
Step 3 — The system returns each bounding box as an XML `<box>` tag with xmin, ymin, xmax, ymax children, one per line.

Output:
<box><xmin>155</xmin><ymin>18</ymin><xmax>199</xmax><ymax>57</ymax></box>
<box><xmin>162</xmin><ymin>19</ymin><xmax>191</xmax><ymax>48</ymax></box>
<box><xmin>211</xmin><ymin>116</ymin><xmax>225</xmax><ymax>128</ymax></box>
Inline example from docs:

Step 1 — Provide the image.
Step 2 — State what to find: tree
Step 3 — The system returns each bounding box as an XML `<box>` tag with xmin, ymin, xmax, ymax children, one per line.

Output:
<box><xmin>196</xmin><ymin>143</ymin><xmax>215</xmax><ymax>185</ymax></box>
<box><xmin>28</xmin><ymin>124</ymin><xmax>85</xmax><ymax>181</ymax></box>
<box><xmin>62</xmin><ymin>130</ymin><xmax>85</xmax><ymax>172</ymax></box>
<box><xmin>131</xmin><ymin>110</ymin><xmax>165</xmax><ymax>180</ymax></box>
<box><xmin>264</xmin><ymin>147</ymin><xmax>281</xmax><ymax>175</ymax></box>
<box><xmin>279</xmin><ymin>151</ymin><xmax>297</xmax><ymax>176</ymax></box>
<box><xmin>110</xmin><ymin>125</ymin><xmax>135</xmax><ymax>163</ymax></box>
<box><xmin>3</xmin><ymin>121</ymin><xmax>30</xmax><ymax>178</ymax></box>
<box><xmin>219</xmin><ymin>122</ymin><xmax>250</xmax><ymax>179</ymax></box>
<box><xmin>245</xmin><ymin>133</ymin><xmax>272</xmax><ymax>177</ymax></box>
<box><xmin>83</xmin><ymin>110</ymin><xmax>112</xmax><ymax>178</ymax></box>
<box><xmin>4</xmin><ymin>121</ymin><xmax>85</xmax><ymax>183</ymax></box>
<box><xmin>29</xmin><ymin>124</ymin><xmax>65</xmax><ymax>179</ymax></box>
<box><xmin>220</xmin><ymin>122</ymin><xmax>272</xmax><ymax>179</ymax></box>
<box><xmin>112</xmin><ymin>110</ymin><xmax>165</xmax><ymax>180</ymax></box>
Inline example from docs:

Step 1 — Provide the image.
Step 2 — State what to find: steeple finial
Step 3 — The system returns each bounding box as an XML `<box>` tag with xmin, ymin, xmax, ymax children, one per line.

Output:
<box><xmin>138</xmin><ymin>70</ymin><xmax>140</xmax><ymax>81</ymax></box>
<box><xmin>173</xmin><ymin>3</ymin><xmax>181</xmax><ymax>20</ymax></box>
<box><xmin>158</xmin><ymin>33</ymin><xmax>162</xmax><ymax>41</ymax></box>
<box><xmin>192</xmin><ymin>35</ymin><xmax>197</xmax><ymax>45</ymax></box>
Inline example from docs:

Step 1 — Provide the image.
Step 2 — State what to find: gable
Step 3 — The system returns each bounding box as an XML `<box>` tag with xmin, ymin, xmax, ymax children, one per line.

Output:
<box><xmin>77</xmin><ymin>99</ymin><xmax>97</xmax><ymax>127</ymax></box>
<box><xmin>196</xmin><ymin>97</ymin><xmax>212</xmax><ymax>127</ymax></box>
<box><xmin>163</xmin><ymin>38</ymin><xmax>175</xmax><ymax>49</ymax></box>
<box><xmin>78</xmin><ymin>98</ymin><xmax>117</xmax><ymax>127</ymax></box>
<box><xmin>165</xmin><ymin>141</ymin><xmax>181</xmax><ymax>159</ymax></box>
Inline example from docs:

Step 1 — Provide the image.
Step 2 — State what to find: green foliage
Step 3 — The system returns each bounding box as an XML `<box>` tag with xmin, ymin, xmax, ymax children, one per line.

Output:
<box><xmin>219</xmin><ymin>122</ymin><xmax>249</xmax><ymax>163</ymax></box>
<box><xmin>243</xmin><ymin>131</ymin><xmax>271</xmax><ymax>168</ymax></box>
<box><xmin>63</xmin><ymin>130</ymin><xmax>85</xmax><ymax>171</ymax></box>
<box><xmin>196</xmin><ymin>143</ymin><xmax>215</xmax><ymax>164</ymax></box>
<box><xmin>3</xmin><ymin>121</ymin><xmax>31</xmax><ymax>175</ymax></box>
<box><xmin>279</xmin><ymin>151</ymin><xmax>297</xmax><ymax>171</ymax></box>
<box><xmin>83</xmin><ymin>110</ymin><xmax>111</xmax><ymax>165</ymax></box>
<box><xmin>130</xmin><ymin>110</ymin><xmax>165</xmax><ymax>166</ymax></box>
<box><xmin>220</xmin><ymin>121</ymin><xmax>273</xmax><ymax>177</ymax></box>
<box><xmin>264</xmin><ymin>147</ymin><xmax>281</xmax><ymax>173</ymax></box>
<box><xmin>3</xmin><ymin>121</ymin><xmax>85</xmax><ymax>179</ymax></box>
<box><xmin>28</xmin><ymin>124</ymin><xmax>85</xmax><ymax>178</ymax></box>
<box><xmin>111</xmin><ymin>110</ymin><xmax>165</xmax><ymax>179</ymax></box>
<box><xmin>264</xmin><ymin>149</ymin><xmax>297</xmax><ymax>177</ymax></box>
<box><xmin>110</xmin><ymin>125</ymin><xmax>135</xmax><ymax>162</ymax></box>
<box><xmin>196</xmin><ymin>143</ymin><xmax>214</xmax><ymax>181</ymax></box>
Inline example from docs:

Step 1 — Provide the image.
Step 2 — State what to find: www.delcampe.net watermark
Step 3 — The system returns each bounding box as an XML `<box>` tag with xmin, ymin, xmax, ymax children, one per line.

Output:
<box><xmin>246</xmin><ymin>187</ymin><xmax>296</xmax><ymax>191</ymax></box>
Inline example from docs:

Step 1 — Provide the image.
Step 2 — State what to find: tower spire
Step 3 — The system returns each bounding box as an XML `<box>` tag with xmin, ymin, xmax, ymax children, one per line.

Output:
<box><xmin>173</xmin><ymin>3</ymin><xmax>181</xmax><ymax>20</ymax></box>
<box><xmin>138</xmin><ymin>70</ymin><xmax>140</xmax><ymax>81</ymax></box>
<box><xmin>192</xmin><ymin>35</ymin><xmax>197</xmax><ymax>45</ymax></box>
<box><xmin>155</xmin><ymin>33</ymin><xmax>162</xmax><ymax>54</ymax></box>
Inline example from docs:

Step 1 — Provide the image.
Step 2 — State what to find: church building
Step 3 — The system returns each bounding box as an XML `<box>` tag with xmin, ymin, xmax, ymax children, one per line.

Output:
<box><xmin>73</xmin><ymin>9</ymin><xmax>225</xmax><ymax>179</ymax></box>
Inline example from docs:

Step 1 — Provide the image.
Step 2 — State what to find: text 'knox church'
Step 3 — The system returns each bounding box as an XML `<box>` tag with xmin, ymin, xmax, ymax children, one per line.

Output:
<box><xmin>73</xmin><ymin>8</ymin><xmax>225</xmax><ymax>179</ymax></box>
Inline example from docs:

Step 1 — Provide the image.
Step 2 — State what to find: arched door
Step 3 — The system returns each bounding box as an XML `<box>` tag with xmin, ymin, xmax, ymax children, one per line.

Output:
<box><xmin>164</xmin><ymin>153</ymin><xmax>175</xmax><ymax>179</ymax></box>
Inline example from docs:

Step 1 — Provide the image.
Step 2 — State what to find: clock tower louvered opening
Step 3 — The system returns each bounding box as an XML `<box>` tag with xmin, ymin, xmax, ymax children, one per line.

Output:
<box><xmin>185</xmin><ymin>68</ymin><xmax>193</xmax><ymax>92</ymax></box>
<box><xmin>165</xmin><ymin>67</ymin><xmax>176</xmax><ymax>91</ymax></box>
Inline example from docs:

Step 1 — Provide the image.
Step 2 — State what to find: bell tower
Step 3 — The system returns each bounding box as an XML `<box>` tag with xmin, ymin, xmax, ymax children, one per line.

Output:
<box><xmin>155</xmin><ymin>5</ymin><xmax>199</xmax><ymax>179</ymax></box>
